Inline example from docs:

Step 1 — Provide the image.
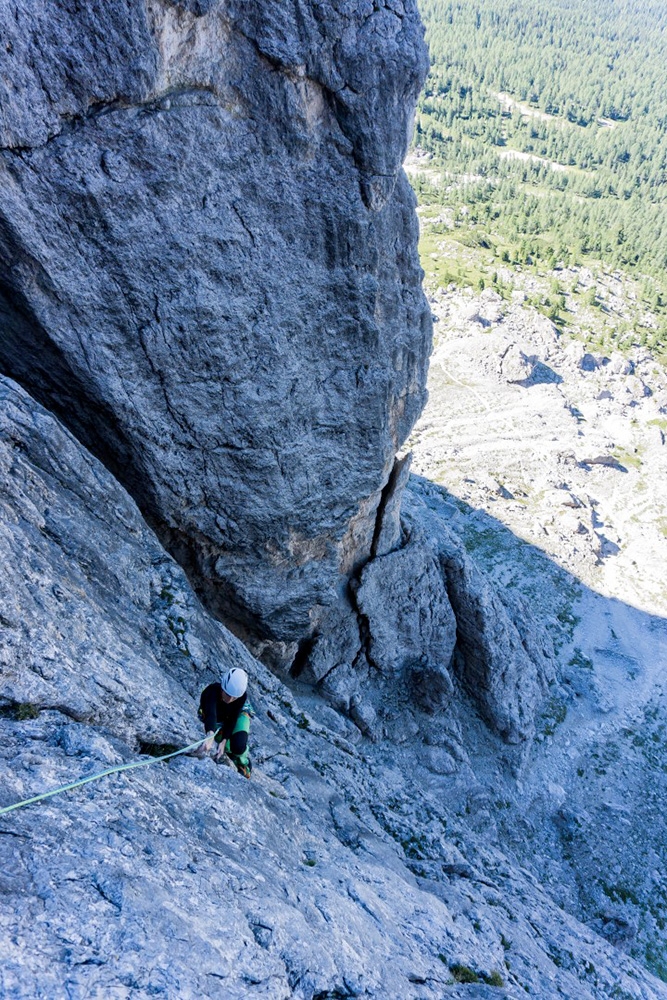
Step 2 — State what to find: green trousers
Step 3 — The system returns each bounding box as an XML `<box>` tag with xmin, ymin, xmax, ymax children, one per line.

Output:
<box><xmin>215</xmin><ymin>709</ymin><xmax>251</xmax><ymax>770</ymax></box>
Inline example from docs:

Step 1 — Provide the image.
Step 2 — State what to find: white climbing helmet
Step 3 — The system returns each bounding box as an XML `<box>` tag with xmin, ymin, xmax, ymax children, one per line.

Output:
<box><xmin>221</xmin><ymin>667</ymin><xmax>248</xmax><ymax>699</ymax></box>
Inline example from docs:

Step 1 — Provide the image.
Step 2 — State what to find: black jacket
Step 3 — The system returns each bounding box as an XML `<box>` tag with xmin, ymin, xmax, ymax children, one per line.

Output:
<box><xmin>199</xmin><ymin>683</ymin><xmax>247</xmax><ymax>742</ymax></box>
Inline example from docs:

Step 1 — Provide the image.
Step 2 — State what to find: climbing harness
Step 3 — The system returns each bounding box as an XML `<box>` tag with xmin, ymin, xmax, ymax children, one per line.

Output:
<box><xmin>0</xmin><ymin>737</ymin><xmax>207</xmax><ymax>817</ymax></box>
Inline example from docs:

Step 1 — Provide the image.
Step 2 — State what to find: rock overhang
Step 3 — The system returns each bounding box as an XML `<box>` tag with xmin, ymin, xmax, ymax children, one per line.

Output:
<box><xmin>0</xmin><ymin>0</ymin><xmax>432</xmax><ymax>649</ymax></box>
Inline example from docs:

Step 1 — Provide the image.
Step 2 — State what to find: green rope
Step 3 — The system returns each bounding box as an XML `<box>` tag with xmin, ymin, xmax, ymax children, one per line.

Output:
<box><xmin>0</xmin><ymin>738</ymin><xmax>207</xmax><ymax>817</ymax></box>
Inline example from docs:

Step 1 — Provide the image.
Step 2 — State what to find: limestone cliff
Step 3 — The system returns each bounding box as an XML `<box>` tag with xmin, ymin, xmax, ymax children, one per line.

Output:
<box><xmin>0</xmin><ymin>0</ymin><xmax>431</xmax><ymax>658</ymax></box>
<box><xmin>2</xmin><ymin>7</ymin><xmax>666</xmax><ymax>993</ymax></box>
<box><xmin>1</xmin><ymin>375</ymin><xmax>664</xmax><ymax>999</ymax></box>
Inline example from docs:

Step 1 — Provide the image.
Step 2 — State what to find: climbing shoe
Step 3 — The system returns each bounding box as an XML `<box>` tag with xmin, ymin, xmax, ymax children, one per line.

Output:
<box><xmin>234</xmin><ymin>759</ymin><xmax>252</xmax><ymax>779</ymax></box>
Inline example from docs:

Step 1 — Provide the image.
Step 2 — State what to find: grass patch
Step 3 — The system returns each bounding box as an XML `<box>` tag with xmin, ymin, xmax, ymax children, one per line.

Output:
<box><xmin>556</xmin><ymin>604</ymin><xmax>581</xmax><ymax>643</ymax></box>
<box><xmin>0</xmin><ymin>702</ymin><xmax>41</xmax><ymax>721</ymax></box>
<box><xmin>400</xmin><ymin>832</ymin><xmax>431</xmax><ymax>860</ymax></box>
<box><xmin>569</xmin><ymin>648</ymin><xmax>593</xmax><ymax>671</ymax></box>
<box><xmin>601</xmin><ymin>882</ymin><xmax>640</xmax><ymax>906</ymax></box>
<box><xmin>646</xmin><ymin>940</ymin><xmax>667</xmax><ymax>983</ymax></box>
<box><xmin>483</xmin><ymin>970</ymin><xmax>505</xmax><ymax>987</ymax></box>
<box><xmin>540</xmin><ymin>695</ymin><xmax>568</xmax><ymax>737</ymax></box>
<box><xmin>450</xmin><ymin>964</ymin><xmax>479</xmax><ymax>984</ymax></box>
<box><xmin>612</xmin><ymin>446</ymin><xmax>642</xmax><ymax>470</ymax></box>
<box><xmin>462</xmin><ymin>526</ymin><xmax>503</xmax><ymax>559</ymax></box>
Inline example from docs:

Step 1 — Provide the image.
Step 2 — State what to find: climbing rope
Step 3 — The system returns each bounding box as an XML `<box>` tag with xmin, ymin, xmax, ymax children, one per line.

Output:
<box><xmin>0</xmin><ymin>738</ymin><xmax>207</xmax><ymax>817</ymax></box>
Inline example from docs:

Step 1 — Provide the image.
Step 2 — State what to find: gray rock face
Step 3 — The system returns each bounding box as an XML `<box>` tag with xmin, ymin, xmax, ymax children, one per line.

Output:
<box><xmin>356</xmin><ymin>541</ymin><xmax>457</xmax><ymax>694</ymax></box>
<box><xmin>298</xmin><ymin>475</ymin><xmax>553</xmax><ymax>742</ymax></box>
<box><xmin>0</xmin><ymin>0</ymin><xmax>431</xmax><ymax>653</ymax></box>
<box><xmin>401</xmin><ymin>483</ymin><xmax>556</xmax><ymax>742</ymax></box>
<box><xmin>0</xmin><ymin>374</ymin><xmax>253</xmax><ymax>743</ymax></box>
<box><xmin>2</xmin><ymin>378</ymin><xmax>665</xmax><ymax>1000</ymax></box>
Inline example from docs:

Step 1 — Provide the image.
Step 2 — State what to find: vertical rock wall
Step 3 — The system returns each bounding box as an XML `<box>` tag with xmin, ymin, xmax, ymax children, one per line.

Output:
<box><xmin>0</xmin><ymin>0</ymin><xmax>431</xmax><ymax>652</ymax></box>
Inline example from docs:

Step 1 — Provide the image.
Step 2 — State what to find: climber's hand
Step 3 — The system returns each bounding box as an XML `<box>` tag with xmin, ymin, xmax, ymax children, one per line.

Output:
<box><xmin>214</xmin><ymin>744</ymin><xmax>232</xmax><ymax>765</ymax></box>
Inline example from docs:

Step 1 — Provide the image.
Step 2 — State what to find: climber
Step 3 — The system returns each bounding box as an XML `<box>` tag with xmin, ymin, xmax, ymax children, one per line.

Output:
<box><xmin>197</xmin><ymin>667</ymin><xmax>253</xmax><ymax>778</ymax></box>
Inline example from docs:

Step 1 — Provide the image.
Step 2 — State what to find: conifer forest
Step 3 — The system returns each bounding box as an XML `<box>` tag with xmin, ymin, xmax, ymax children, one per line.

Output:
<box><xmin>412</xmin><ymin>0</ymin><xmax>667</xmax><ymax>356</ymax></box>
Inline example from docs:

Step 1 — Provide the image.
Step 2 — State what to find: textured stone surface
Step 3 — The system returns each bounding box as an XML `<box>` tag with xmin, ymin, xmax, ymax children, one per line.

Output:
<box><xmin>0</xmin><ymin>374</ymin><xmax>254</xmax><ymax>742</ymax></box>
<box><xmin>402</xmin><ymin>483</ymin><xmax>556</xmax><ymax>742</ymax></box>
<box><xmin>0</xmin><ymin>0</ymin><xmax>431</xmax><ymax>654</ymax></box>
<box><xmin>1</xmin><ymin>378</ymin><xmax>665</xmax><ymax>999</ymax></box>
<box><xmin>294</xmin><ymin>471</ymin><xmax>553</xmax><ymax>740</ymax></box>
<box><xmin>4</xmin><ymin>7</ymin><xmax>667</xmax><ymax>993</ymax></box>
<box><xmin>356</xmin><ymin>539</ymin><xmax>457</xmax><ymax>697</ymax></box>
<box><xmin>410</xmin><ymin>282</ymin><xmax>667</xmax><ymax>606</ymax></box>
<box><xmin>409</xmin><ymin>281</ymin><xmax>667</xmax><ymax>979</ymax></box>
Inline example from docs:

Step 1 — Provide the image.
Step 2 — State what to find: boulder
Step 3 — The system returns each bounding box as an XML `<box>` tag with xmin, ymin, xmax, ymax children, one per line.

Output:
<box><xmin>402</xmin><ymin>483</ymin><xmax>556</xmax><ymax>742</ymax></box>
<box><xmin>355</xmin><ymin>541</ymin><xmax>457</xmax><ymax>704</ymax></box>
